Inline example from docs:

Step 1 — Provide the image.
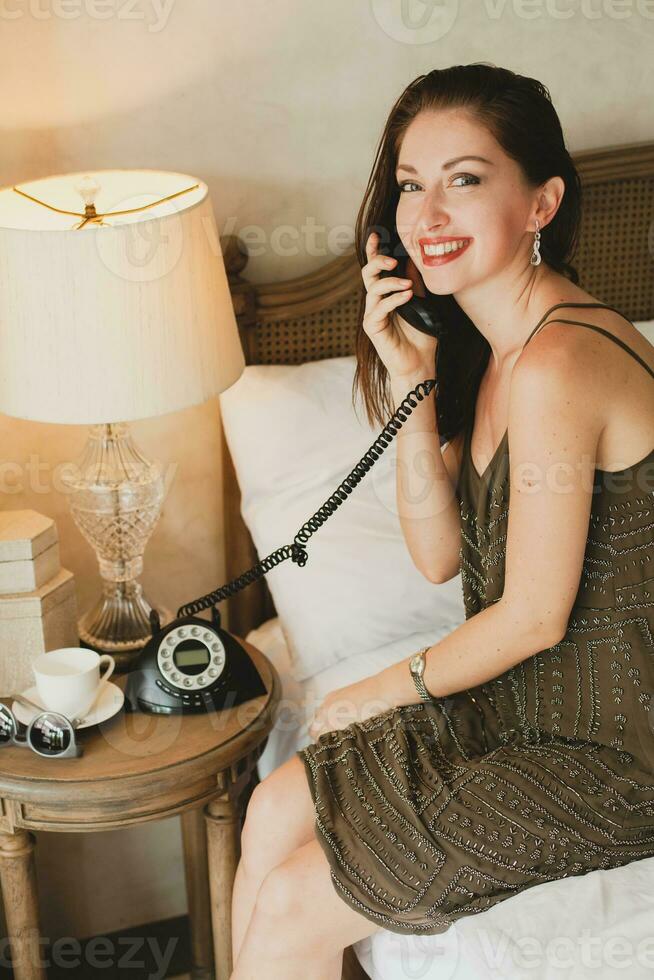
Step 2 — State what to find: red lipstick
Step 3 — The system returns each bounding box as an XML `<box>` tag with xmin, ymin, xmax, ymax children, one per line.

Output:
<box><xmin>419</xmin><ymin>236</ymin><xmax>472</xmax><ymax>267</ymax></box>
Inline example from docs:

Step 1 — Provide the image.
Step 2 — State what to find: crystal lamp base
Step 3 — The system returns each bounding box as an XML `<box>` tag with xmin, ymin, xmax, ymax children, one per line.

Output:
<box><xmin>64</xmin><ymin>422</ymin><xmax>172</xmax><ymax>674</ymax></box>
<box><xmin>78</xmin><ymin>579</ymin><xmax>171</xmax><ymax>672</ymax></box>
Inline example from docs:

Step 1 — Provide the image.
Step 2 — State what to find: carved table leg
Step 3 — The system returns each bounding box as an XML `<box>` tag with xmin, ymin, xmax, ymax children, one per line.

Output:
<box><xmin>181</xmin><ymin>806</ymin><xmax>214</xmax><ymax>980</ymax></box>
<box><xmin>205</xmin><ymin>790</ymin><xmax>240</xmax><ymax>980</ymax></box>
<box><xmin>0</xmin><ymin>829</ymin><xmax>45</xmax><ymax>980</ymax></box>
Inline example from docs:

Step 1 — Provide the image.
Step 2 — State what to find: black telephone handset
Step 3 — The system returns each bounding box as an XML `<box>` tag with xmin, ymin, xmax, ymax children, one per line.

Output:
<box><xmin>124</xmin><ymin>233</ymin><xmax>440</xmax><ymax>716</ymax></box>
<box><xmin>376</xmin><ymin>233</ymin><xmax>444</xmax><ymax>339</ymax></box>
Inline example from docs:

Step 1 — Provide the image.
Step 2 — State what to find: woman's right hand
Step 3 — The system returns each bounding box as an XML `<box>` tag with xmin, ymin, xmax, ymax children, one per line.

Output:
<box><xmin>361</xmin><ymin>231</ymin><xmax>438</xmax><ymax>382</ymax></box>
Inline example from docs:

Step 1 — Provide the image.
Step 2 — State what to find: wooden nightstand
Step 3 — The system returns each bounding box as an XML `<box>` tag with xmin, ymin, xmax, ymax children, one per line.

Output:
<box><xmin>0</xmin><ymin>637</ymin><xmax>280</xmax><ymax>980</ymax></box>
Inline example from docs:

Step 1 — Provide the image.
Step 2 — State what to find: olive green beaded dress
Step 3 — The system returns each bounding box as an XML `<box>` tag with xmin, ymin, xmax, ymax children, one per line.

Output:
<box><xmin>297</xmin><ymin>302</ymin><xmax>654</xmax><ymax>935</ymax></box>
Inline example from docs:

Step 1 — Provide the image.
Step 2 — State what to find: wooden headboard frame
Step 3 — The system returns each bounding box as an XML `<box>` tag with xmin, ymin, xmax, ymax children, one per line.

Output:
<box><xmin>220</xmin><ymin>140</ymin><xmax>654</xmax><ymax>639</ymax></box>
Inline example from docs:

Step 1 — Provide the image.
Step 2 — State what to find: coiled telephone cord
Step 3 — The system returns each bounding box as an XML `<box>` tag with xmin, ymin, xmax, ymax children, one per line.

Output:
<box><xmin>177</xmin><ymin>378</ymin><xmax>437</xmax><ymax>619</ymax></box>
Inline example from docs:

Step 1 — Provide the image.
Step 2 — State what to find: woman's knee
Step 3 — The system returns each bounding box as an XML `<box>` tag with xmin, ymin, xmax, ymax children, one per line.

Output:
<box><xmin>239</xmin><ymin>756</ymin><xmax>316</xmax><ymax>877</ymax></box>
<box><xmin>247</xmin><ymin>847</ymin><xmax>353</xmax><ymax>958</ymax></box>
<box><xmin>246</xmin><ymin>864</ymin><xmax>314</xmax><ymax>956</ymax></box>
<box><xmin>255</xmin><ymin>863</ymin><xmax>298</xmax><ymax>920</ymax></box>
<box><xmin>240</xmin><ymin>780</ymin><xmax>276</xmax><ymax>871</ymax></box>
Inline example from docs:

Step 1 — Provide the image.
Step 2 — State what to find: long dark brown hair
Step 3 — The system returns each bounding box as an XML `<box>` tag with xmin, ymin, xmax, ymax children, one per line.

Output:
<box><xmin>352</xmin><ymin>63</ymin><xmax>582</xmax><ymax>443</ymax></box>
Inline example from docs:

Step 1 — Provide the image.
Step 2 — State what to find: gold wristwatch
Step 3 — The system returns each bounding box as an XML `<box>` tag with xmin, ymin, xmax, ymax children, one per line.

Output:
<box><xmin>409</xmin><ymin>645</ymin><xmax>434</xmax><ymax>702</ymax></box>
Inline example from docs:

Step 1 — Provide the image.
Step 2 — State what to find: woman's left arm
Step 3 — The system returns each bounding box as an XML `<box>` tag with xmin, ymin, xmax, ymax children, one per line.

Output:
<box><xmin>309</xmin><ymin>328</ymin><xmax>606</xmax><ymax>737</ymax></box>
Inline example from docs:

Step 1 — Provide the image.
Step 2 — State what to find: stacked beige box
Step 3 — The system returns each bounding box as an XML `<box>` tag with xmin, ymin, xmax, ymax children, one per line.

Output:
<box><xmin>0</xmin><ymin>510</ymin><xmax>78</xmax><ymax>697</ymax></box>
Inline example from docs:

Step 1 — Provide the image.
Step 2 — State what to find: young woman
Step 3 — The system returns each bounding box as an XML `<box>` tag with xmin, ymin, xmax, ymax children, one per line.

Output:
<box><xmin>229</xmin><ymin>64</ymin><xmax>654</xmax><ymax>980</ymax></box>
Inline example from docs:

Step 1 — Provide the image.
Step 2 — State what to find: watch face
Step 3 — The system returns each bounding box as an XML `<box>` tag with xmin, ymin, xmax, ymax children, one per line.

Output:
<box><xmin>410</xmin><ymin>653</ymin><xmax>423</xmax><ymax>673</ymax></box>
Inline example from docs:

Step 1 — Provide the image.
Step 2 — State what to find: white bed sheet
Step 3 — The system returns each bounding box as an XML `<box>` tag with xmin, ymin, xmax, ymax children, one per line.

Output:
<box><xmin>248</xmin><ymin>616</ymin><xmax>654</xmax><ymax>980</ymax></box>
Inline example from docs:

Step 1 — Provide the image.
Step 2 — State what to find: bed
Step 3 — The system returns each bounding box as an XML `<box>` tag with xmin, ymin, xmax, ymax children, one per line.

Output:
<box><xmin>217</xmin><ymin>139</ymin><xmax>654</xmax><ymax>980</ymax></box>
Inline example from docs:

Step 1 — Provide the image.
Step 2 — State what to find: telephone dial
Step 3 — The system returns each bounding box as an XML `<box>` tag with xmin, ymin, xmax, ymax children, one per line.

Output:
<box><xmin>124</xmin><ymin>225</ymin><xmax>443</xmax><ymax>715</ymax></box>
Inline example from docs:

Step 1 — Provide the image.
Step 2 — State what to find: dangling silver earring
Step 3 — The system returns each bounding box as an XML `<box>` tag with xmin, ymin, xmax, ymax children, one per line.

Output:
<box><xmin>530</xmin><ymin>219</ymin><xmax>542</xmax><ymax>266</ymax></box>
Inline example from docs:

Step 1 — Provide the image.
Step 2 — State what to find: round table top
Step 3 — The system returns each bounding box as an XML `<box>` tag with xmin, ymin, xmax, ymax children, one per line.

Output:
<box><xmin>0</xmin><ymin>638</ymin><xmax>280</xmax><ymax>802</ymax></box>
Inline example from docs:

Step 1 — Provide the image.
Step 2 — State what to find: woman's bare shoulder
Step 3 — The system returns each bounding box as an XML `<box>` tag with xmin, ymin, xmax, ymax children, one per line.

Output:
<box><xmin>524</xmin><ymin>303</ymin><xmax>653</xmax><ymax>371</ymax></box>
<box><xmin>515</xmin><ymin>305</ymin><xmax>654</xmax><ymax>471</ymax></box>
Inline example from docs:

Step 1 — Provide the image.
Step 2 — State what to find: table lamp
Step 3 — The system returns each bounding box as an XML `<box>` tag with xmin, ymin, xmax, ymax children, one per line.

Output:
<box><xmin>0</xmin><ymin>170</ymin><xmax>245</xmax><ymax>671</ymax></box>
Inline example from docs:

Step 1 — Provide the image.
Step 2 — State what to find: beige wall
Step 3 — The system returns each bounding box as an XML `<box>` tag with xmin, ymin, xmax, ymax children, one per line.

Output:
<box><xmin>0</xmin><ymin>0</ymin><xmax>652</xmax><ymax>945</ymax></box>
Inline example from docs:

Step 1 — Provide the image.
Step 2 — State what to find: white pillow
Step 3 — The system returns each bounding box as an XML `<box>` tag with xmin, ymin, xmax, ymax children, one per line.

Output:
<box><xmin>219</xmin><ymin>356</ymin><xmax>465</xmax><ymax>681</ymax></box>
<box><xmin>635</xmin><ymin>319</ymin><xmax>654</xmax><ymax>344</ymax></box>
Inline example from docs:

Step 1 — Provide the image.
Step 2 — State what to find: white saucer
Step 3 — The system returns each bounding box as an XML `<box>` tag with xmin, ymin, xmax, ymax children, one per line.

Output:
<box><xmin>12</xmin><ymin>681</ymin><xmax>124</xmax><ymax>729</ymax></box>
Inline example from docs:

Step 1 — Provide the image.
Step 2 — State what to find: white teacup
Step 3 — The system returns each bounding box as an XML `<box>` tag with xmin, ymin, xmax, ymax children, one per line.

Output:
<box><xmin>32</xmin><ymin>648</ymin><xmax>115</xmax><ymax>719</ymax></box>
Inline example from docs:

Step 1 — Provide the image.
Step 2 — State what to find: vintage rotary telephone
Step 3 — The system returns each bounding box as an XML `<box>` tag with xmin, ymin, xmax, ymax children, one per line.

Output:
<box><xmin>124</xmin><ymin>228</ymin><xmax>446</xmax><ymax>715</ymax></box>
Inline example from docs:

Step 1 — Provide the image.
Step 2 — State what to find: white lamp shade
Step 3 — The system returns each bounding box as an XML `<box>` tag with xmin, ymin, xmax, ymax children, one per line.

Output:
<box><xmin>0</xmin><ymin>169</ymin><xmax>245</xmax><ymax>424</ymax></box>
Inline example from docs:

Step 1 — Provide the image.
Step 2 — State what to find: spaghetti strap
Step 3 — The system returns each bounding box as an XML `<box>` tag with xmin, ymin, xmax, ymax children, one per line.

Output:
<box><xmin>523</xmin><ymin>302</ymin><xmax>629</xmax><ymax>346</ymax></box>
<box><xmin>523</xmin><ymin>301</ymin><xmax>654</xmax><ymax>381</ymax></box>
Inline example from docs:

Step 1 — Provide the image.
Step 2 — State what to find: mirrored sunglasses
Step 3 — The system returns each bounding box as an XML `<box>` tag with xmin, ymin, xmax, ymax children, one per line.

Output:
<box><xmin>0</xmin><ymin>704</ymin><xmax>83</xmax><ymax>759</ymax></box>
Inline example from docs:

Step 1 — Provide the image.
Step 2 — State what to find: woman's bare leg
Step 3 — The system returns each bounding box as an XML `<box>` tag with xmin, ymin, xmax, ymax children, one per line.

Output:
<box><xmin>232</xmin><ymin>754</ymin><xmax>317</xmax><ymax>962</ymax></box>
<box><xmin>231</xmin><ymin>838</ymin><xmax>381</xmax><ymax>980</ymax></box>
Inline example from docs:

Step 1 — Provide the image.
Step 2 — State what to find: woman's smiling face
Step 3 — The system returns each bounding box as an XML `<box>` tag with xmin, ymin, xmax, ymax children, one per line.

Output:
<box><xmin>395</xmin><ymin>108</ymin><xmax>538</xmax><ymax>294</ymax></box>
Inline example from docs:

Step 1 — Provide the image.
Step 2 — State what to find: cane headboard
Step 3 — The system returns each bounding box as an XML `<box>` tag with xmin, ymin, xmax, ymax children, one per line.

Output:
<box><xmin>220</xmin><ymin>139</ymin><xmax>654</xmax><ymax>639</ymax></box>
